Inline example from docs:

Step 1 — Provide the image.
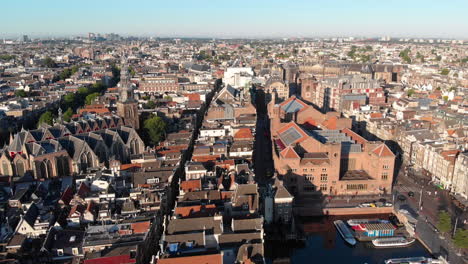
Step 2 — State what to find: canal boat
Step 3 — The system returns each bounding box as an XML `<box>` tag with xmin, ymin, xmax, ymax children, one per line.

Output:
<box><xmin>333</xmin><ymin>220</ymin><xmax>356</xmax><ymax>246</ymax></box>
<box><xmin>384</xmin><ymin>257</ymin><xmax>443</xmax><ymax>264</ymax></box>
<box><xmin>347</xmin><ymin>218</ymin><xmax>390</xmax><ymax>227</ymax></box>
<box><xmin>372</xmin><ymin>236</ymin><xmax>415</xmax><ymax>248</ymax></box>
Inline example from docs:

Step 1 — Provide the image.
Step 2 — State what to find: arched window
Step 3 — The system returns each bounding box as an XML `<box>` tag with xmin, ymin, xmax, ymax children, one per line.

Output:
<box><xmin>130</xmin><ymin>139</ymin><xmax>140</xmax><ymax>155</ymax></box>
<box><xmin>80</xmin><ymin>153</ymin><xmax>88</xmax><ymax>172</ymax></box>
<box><xmin>16</xmin><ymin>160</ymin><xmax>25</xmax><ymax>176</ymax></box>
<box><xmin>45</xmin><ymin>160</ymin><xmax>53</xmax><ymax>178</ymax></box>
<box><xmin>87</xmin><ymin>152</ymin><xmax>93</xmax><ymax>168</ymax></box>
<box><xmin>56</xmin><ymin>157</ymin><xmax>64</xmax><ymax>176</ymax></box>
<box><xmin>38</xmin><ymin>161</ymin><xmax>47</xmax><ymax>179</ymax></box>
<box><xmin>2</xmin><ymin>161</ymin><xmax>10</xmax><ymax>176</ymax></box>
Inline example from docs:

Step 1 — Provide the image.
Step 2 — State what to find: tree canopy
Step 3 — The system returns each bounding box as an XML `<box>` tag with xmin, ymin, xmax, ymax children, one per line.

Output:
<box><xmin>407</xmin><ymin>88</ymin><xmax>415</xmax><ymax>97</ymax></box>
<box><xmin>38</xmin><ymin>111</ymin><xmax>55</xmax><ymax>127</ymax></box>
<box><xmin>143</xmin><ymin>115</ymin><xmax>167</xmax><ymax>146</ymax></box>
<box><xmin>85</xmin><ymin>92</ymin><xmax>100</xmax><ymax>105</ymax></box>
<box><xmin>453</xmin><ymin>229</ymin><xmax>468</xmax><ymax>249</ymax></box>
<box><xmin>43</xmin><ymin>57</ymin><xmax>57</xmax><ymax>68</ymax></box>
<box><xmin>63</xmin><ymin>107</ymin><xmax>73</xmax><ymax>122</ymax></box>
<box><xmin>440</xmin><ymin>68</ymin><xmax>450</xmax><ymax>75</ymax></box>
<box><xmin>437</xmin><ymin>210</ymin><xmax>452</xmax><ymax>233</ymax></box>
<box><xmin>399</xmin><ymin>48</ymin><xmax>412</xmax><ymax>64</ymax></box>
<box><xmin>15</xmin><ymin>90</ymin><xmax>27</xmax><ymax>97</ymax></box>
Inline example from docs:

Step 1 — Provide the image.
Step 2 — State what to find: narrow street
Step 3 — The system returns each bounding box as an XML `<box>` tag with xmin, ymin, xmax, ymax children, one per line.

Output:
<box><xmin>253</xmin><ymin>89</ymin><xmax>274</xmax><ymax>186</ymax></box>
<box><xmin>394</xmin><ymin>168</ymin><xmax>468</xmax><ymax>264</ymax></box>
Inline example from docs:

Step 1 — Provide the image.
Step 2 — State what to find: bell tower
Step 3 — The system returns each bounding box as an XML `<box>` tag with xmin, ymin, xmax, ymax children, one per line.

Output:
<box><xmin>116</xmin><ymin>53</ymin><xmax>139</xmax><ymax>129</ymax></box>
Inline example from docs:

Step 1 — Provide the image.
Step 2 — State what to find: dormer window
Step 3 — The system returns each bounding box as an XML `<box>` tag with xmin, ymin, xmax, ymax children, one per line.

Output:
<box><xmin>57</xmin><ymin>249</ymin><xmax>64</xmax><ymax>256</ymax></box>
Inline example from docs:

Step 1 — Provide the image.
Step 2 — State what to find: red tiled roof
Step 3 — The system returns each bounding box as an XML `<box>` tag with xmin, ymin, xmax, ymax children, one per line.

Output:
<box><xmin>234</xmin><ymin>128</ymin><xmax>253</xmax><ymax>139</ymax></box>
<box><xmin>186</xmin><ymin>93</ymin><xmax>200</xmax><ymax>101</ymax></box>
<box><xmin>174</xmin><ymin>204</ymin><xmax>217</xmax><ymax>218</ymax></box>
<box><xmin>303</xmin><ymin>117</ymin><xmax>318</xmax><ymax>128</ymax></box>
<box><xmin>120</xmin><ymin>163</ymin><xmax>142</xmax><ymax>171</ymax></box>
<box><xmin>370</xmin><ymin>113</ymin><xmax>383</xmax><ymax>118</ymax></box>
<box><xmin>180</xmin><ymin>179</ymin><xmax>202</xmax><ymax>192</ymax></box>
<box><xmin>131</xmin><ymin>221</ymin><xmax>151</xmax><ymax>234</ymax></box>
<box><xmin>157</xmin><ymin>253</ymin><xmax>222</xmax><ymax>264</ymax></box>
<box><xmin>280</xmin><ymin>146</ymin><xmax>300</xmax><ymax>159</ymax></box>
<box><xmin>321</xmin><ymin>116</ymin><xmax>337</xmax><ymax>130</ymax></box>
<box><xmin>372</xmin><ymin>144</ymin><xmax>395</xmax><ymax>157</ymax></box>
<box><xmin>440</xmin><ymin>150</ymin><xmax>460</xmax><ymax>164</ymax></box>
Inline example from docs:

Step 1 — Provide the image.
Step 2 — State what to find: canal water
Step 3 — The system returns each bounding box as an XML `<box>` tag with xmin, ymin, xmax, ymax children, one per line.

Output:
<box><xmin>266</xmin><ymin>215</ymin><xmax>433</xmax><ymax>264</ymax></box>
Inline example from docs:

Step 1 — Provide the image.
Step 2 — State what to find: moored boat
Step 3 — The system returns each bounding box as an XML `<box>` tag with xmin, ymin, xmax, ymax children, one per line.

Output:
<box><xmin>347</xmin><ymin>218</ymin><xmax>390</xmax><ymax>227</ymax></box>
<box><xmin>372</xmin><ymin>236</ymin><xmax>415</xmax><ymax>248</ymax></box>
<box><xmin>333</xmin><ymin>220</ymin><xmax>356</xmax><ymax>246</ymax></box>
<box><xmin>384</xmin><ymin>257</ymin><xmax>443</xmax><ymax>264</ymax></box>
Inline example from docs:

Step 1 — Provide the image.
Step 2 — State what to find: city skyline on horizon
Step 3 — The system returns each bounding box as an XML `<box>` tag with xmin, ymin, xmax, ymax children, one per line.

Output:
<box><xmin>2</xmin><ymin>0</ymin><xmax>468</xmax><ymax>39</ymax></box>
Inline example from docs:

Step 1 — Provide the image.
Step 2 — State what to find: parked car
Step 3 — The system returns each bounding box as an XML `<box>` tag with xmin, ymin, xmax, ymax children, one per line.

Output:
<box><xmin>397</xmin><ymin>195</ymin><xmax>407</xmax><ymax>201</ymax></box>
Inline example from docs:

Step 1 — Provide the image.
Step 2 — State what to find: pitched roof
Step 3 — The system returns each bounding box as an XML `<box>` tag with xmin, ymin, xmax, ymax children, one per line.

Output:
<box><xmin>280</xmin><ymin>146</ymin><xmax>300</xmax><ymax>159</ymax></box>
<box><xmin>277</xmin><ymin>122</ymin><xmax>308</xmax><ymax>146</ymax></box>
<box><xmin>157</xmin><ymin>254</ymin><xmax>222</xmax><ymax>264</ymax></box>
<box><xmin>234</xmin><ymin>128</ymin><xmax>253</xmax><ymax>140</ymax></box>
<box><xmin>279</xmin><ymin>96</ymin><xmax>308</xmax><ymax>113</ymax></box>
<box><xmin>371</xmin><ymin>144</ymin><xmax>395</xmax><ymax>157</ymax></box>
<box><xmin>180</xmin><ymin>179</ymin><xmax>202</xmax><ymax>193</ymax></box>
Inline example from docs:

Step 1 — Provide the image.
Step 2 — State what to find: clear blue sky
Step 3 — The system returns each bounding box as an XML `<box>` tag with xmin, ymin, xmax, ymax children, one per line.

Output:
<box><xmin>2</xmin><ymin>0</ymin><xmax>467</xmax><ymax>38</ymax></box>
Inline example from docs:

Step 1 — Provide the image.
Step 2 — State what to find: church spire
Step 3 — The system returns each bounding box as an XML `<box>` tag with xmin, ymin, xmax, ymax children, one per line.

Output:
<box><xmin>119</xmin><ymin>52</ymin><xmax>132</xmax><ymax>102</ymax></box>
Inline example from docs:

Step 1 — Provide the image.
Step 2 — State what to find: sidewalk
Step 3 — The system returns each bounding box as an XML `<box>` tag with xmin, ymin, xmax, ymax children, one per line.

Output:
<box><xmin>416</xmin><ymin>216</ymin><xmax>467</xmax><ymax>264</ymax></box>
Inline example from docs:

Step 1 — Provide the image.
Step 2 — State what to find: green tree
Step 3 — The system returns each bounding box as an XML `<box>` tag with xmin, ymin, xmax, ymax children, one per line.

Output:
<box><xmin>440</xmin><ymin>68</ymin><xmax>450</xmax><ymax>75</ymax></box>
<box><xmin>85</xmin><ymin>92</ymin><xmax>100</xmax><ymax>105</ymax></box>
<box><xmin>144</xmin><ymin>100</ymin><xmax>156</xmax><ymax>109</ymax></box>
<box><xmin>437</xmin><ymin>211</ymin><xmax>452</xmax><ymax>233</ymax></box>
<box><xmin>15</xmin><ymin>90</ymin><xmax>27</xmax><ymax>97</ymax></box>
<box><xmin>128</xmin><ymin>66</ymin><xmax>136</xmax><ymax>77</ymax></box>
<box><xmin>143</xmin><ymin>115</ymin><xmax>166</xmax><ymax>145</ymax></box>
<box><xmin>43</xmin><ymin>57</ymin><xmax>57</xmax><ymax>68</ymax></box>
<box><xmin>443</xmin><ymin>96</ymin><xmax>449</xmax><ymax>102</ymax></box>
<box><xmin>38</xmin><ymin>111</ymin><xmax>54</xmax><ymax>127</ymax></box>
<box><xmin>132</xmin><ymin>47</ymin><xmax>139</xmax><ymax>52</ymax></box>
<box><xmin>63</xmin><ymin>107</ymin><xmax>73</xmax><ymax>122</ymax></box>
<box><xmin>407</xmin><ymin>89</ymin><xmax>415</xmax><ymax>97</ymax></box>
<box><xmin>399</xmin><ymin>48</ymin><xmax>412</xmax><ymax>64</ymax></box>
<box><xmin>0</xmin><ymin>54</ymin><xmax>15</xmax><ymax>61</ymax></box>
<box><xmin>453</xmin><ymin>229</ymin><xmax>468</xmax><ymax>249</ymax></box>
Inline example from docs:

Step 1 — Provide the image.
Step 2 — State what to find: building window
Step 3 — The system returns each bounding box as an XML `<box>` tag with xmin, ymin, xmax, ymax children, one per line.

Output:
<box><xmin>383</xmin><ymin>164</ymin><xmax>389</xmax><ymax>169</ymax></box>
<box><xmin>306</xmin><ymin>176</ymin><xmax>314</xmax><ymax>182</ymax></box>
<box><xmin>382</xmin><ymin>172</ymin><xmax>389</xmax><ymax>180</ymax></box>
<box><xmin>322</xmin><ymin>168</ymin><xmax>327</xmax><ymax>172</ymax></box>
<box><xmin>320</xmin><ymin>184</ymin><xmax>327</xmax><ymax>191</ymax></box>
<box><xmin>320</xmin><ymin>174</ymin><xmax>328</xmax><ymax>181</ymax></box>
<box><xmin>346</xmin><ymin>184</ymin><xmax>368</xmax><ymax>190</ymax></box>
<box><xmin>57</xmin><ymin>249</ymin><xmax>64</xmax><ymax>256</ymax></box>
<box><xmin>303</xmin><ymin>168</ymin><xmax>307</xmax><ymax>172</ymax></box>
